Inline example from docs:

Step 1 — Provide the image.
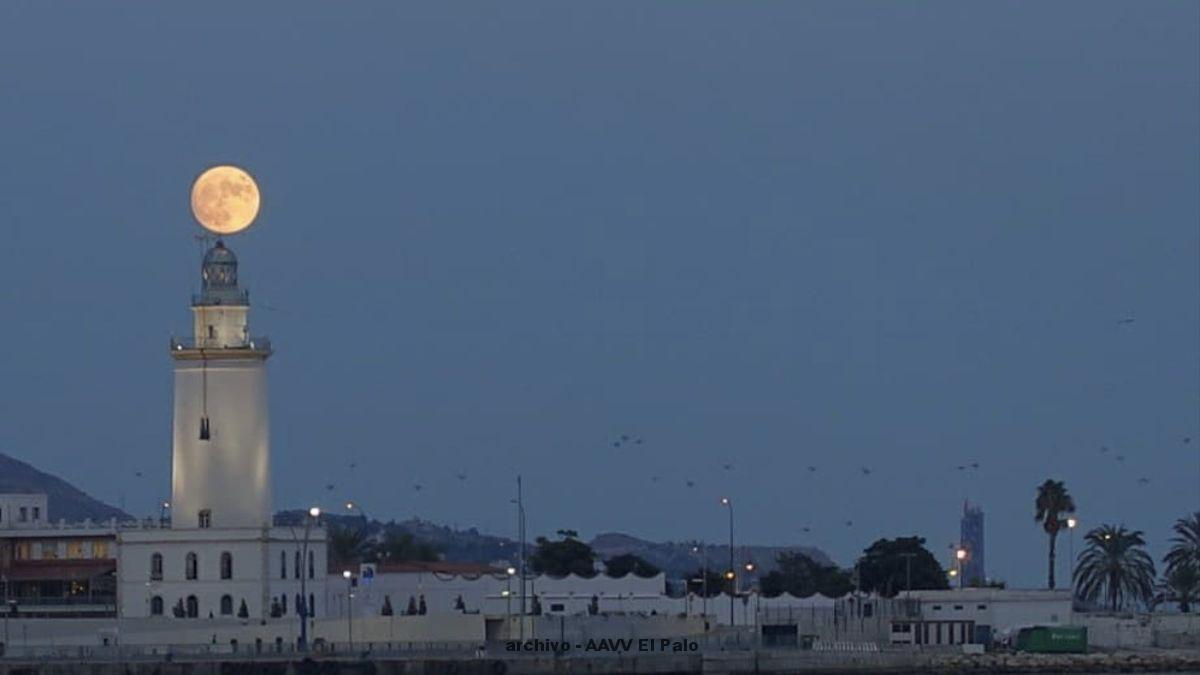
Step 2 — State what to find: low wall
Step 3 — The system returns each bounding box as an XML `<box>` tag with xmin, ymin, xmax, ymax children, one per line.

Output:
<box><xmin>1080</xmin><ymin>613</ymin><xmax>1200</xmax><ymax>650</ymax></box>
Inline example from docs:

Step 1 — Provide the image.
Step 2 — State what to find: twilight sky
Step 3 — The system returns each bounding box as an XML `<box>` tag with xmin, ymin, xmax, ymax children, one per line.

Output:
<box><xmin>1</xmin><ymin>2</ymin><xmax>1197</xmax><ymax>587</ymax></box>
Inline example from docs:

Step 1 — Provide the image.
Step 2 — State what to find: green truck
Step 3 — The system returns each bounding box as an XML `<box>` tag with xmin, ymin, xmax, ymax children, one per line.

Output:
<box><xmin>1014</xmin><ymin>625</ymin><xmax>1088</xmax><ymax>654</ymax></box>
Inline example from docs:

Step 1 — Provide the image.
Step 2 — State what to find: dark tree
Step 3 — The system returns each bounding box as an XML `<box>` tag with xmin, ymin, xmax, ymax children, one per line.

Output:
<box><xmin>856</xmin><ymin>537</ymin><xmax>949</xmax><ymax>597</ymax></box>
<box><xmin>685</xmin><ymin>567</ymin><xmax>728</xmax><ymax>597</ymax></box>
<box><xmin>269</xmin><ymin>599</ymin><xmax>282</xmax><ymax>618</ymax></box>
<box><xmin>418</xmin><ymin>594</ymin><xmax>427</xmax><ymax>615</ymax></box>
<box><xmin>381</xmin><ymin>595</ymin><xmax>394</xmax><ymax>616</ymax></box>
<box><xmin>454</xmin><ymin>594</ymin><xmax>466</xmax><ymax>612</ymax></box>
<box><xmin>405</xmin><ymin>595</ymin><xmax>418</xmax><ymax>616</ymax></box>
<box><xmin>377</xmin><ymin>530</ymin><xmax>440</xmax><ymax>562</ymax></box>
<box><xmin>1034</xmin><ymin>479</ymin><xmax>1076</xmax><ymax>590</ymax></box>
<box><xmin>760</xmin><ymin>551</ymin><xmax>853</xmax><ymax>598</ymax></box>
<box><xmin>529</xmin><ymin>531</ymin><xmax>596</xmax><ymax>577</ymax></box>
<box><xmin>604</xmin><ymin>554</ymin><xmax>661</xmax><ymax>578</ymax></box>
<box><xmin>531</xmin><ymin>594</ymin><xmax>542</xmax><ymax>615</ymax></box>
<box><xmin>237</xmin><ymin>599</ymin><xmax>249</xmax><ymax>619</ymax></box>
<box><xmin>588</xmin><ymin>595</ymin><xmax>599</xmax><ymax>615</ymax></box>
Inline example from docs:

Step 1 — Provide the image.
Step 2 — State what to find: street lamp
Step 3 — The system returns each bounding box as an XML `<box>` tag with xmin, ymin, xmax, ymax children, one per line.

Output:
<box><xmin>955</xmin><ymin>548</ymin><xmax>967</xmax><ymax>589</ymax></box>
<box><xmin>342</xmin><ymin>570</ymin><xmax>355</xmax><ymax>651</ymax></box>
<box><xmin>720</xmin><ymin>497</ymin><xmax>734</xmax><ymax>626</ymax></box>
<box><xmin>288</xmin><ymin>506</ymin><xmax>321</xmax><ymax>651</ymax></box>
<box><xmin>1066</xmin><ymin>517</ymin><xmax>1078</xmax><ymax>590</ymax></box>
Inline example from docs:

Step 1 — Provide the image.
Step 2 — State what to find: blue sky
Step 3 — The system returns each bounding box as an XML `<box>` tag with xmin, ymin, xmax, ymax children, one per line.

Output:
<box><xmin>1</xmin><ymin>2</ymin><xmax>1197</xmax><ymax>586</ymax></box>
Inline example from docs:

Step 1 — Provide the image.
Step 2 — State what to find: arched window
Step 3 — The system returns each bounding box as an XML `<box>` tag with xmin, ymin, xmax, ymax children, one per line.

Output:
<box><xmin>295</xmin><ymin>593</ymin><xmax>303</xmax><ymax>617</ymax></box>
<box><xmin>186</xmin><ymin>595</ymin><xmax>199</xmax><ymax>618</ymax></box>
<box><xmin>294</xmin><ymin>551</ymin><xmax>301</xmax><ymax>579</ymax></box>
<box><xmin>220</xmin><ymin>594</ymin><xmax>233</xmax><ymax>615</ymax></box>
<box><xmin>308</xmin><ymin>550</ymin><xmax>315</xmax><ymax>579</ymax></box>
<box><xmin>220</xmin><ymin>552</ymin><xmax>233</xmax><ymax>580</ymax></box>
<box><xmin>281</xmin><ymin>594</ymin><xmax>288</xmax><ymax>614</ymax></box>
<box><xmin>150</xmin><ymin>596</ymin><xmax>164</xmax><ymax>616</ymax></box>
<box><xmin>198</xmin><ymin>509</ymin><xmax>211</xmax><ymax>528</ymax></box>
<box><xmin>150</xmin><ymin>552</ymin><xmax>163</xmax><ymax>581</ymax></box>
<box><xmin>309</xmin><ymin>593</ymin><xmax>316</xmax><ymax>618</ymax></box>
<box><xmin>185</xmin><ymin>552</ymin><xmax>198</xmax><ymax>580</ymax></box>
<box><xmin>280</xmin><ymin>551</ymin><xmax>287</xmax><ymax>579</ymax></box>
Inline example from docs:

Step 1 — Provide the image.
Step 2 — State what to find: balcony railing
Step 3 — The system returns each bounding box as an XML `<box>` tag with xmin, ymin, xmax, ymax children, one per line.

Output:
<box><xmin>170</xmin><ymin>336</ymin><xmax>272</xmax><ymax>353</ymax></box>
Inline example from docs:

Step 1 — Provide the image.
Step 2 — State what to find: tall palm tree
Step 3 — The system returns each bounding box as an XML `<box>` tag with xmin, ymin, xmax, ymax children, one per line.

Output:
<box><xmin>1163</xmin><ymin>512</ymin><xmax>1200</xmax><ymax>576</ymax></box>
<box><xmin>1073</xmin><ymin>524</ymin><xmax>1156</xmax><ymax>612</ymax></box>
<box><xmin>1034</xmin><ymin>479</ymin><xmax>1076</xmax><ymax>589</ymax></box>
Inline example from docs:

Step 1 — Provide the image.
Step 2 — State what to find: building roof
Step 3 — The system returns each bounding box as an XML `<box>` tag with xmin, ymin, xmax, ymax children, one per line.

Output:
<box><xmin>1</xmin><ymin>559</ymin><xmax>116</xmax><ymax>581</ymax></box>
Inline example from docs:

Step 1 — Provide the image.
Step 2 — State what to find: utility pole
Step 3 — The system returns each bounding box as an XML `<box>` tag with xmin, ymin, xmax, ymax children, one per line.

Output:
<box><xmin>516</xmin><ymin>476</ymin><xmax>526</xmax><ymax>642</ymax></box>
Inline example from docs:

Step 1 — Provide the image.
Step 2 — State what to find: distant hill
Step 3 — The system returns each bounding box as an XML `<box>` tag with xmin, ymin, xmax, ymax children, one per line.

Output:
<box><xmin>0</xmin><ymin>452</ymin><xmax>130</xmax><ymax>522</ymax></box>
<box><xmin>276</xmin><ymin>510</ymin><xmax>834</xmax><ymax>578</ymax></box>
<box><xmin>589</xmin><ymin>532</ymin><xmax>834</xmax><ymax>576</ymax></box>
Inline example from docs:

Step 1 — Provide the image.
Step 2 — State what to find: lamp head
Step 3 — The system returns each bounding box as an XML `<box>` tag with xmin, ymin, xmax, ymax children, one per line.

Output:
<box><xmin>308</xmin><ymin>507</ymin><xmax>321</xmax><ymax>518</ymax></box>
<box><xmin>342</xmin><ymin>570</ymin><xmax>352</xmax><ymax>579</ymax></box>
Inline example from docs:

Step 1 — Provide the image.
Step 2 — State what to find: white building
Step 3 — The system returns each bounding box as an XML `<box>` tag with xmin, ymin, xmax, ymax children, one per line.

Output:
<box><xmin>888</xmin><ymin>588</ymin><xmax>1073</xmax><ymax>646</ymax></box>
<box><xmin>117</xmin><ymin>240</ymin><xmax>327</xmax><ymax>623</ymax></box>
<box><xmin>0</xmin><ymin>494</ymin><xmax>48</xmax><ymax>528</ymax></box>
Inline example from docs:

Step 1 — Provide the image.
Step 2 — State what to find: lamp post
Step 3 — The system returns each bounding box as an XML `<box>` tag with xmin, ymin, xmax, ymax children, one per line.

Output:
<box><xmin>691</xmin><ymin>543</ymin><xmax>708</xmax><ymax>619</ymax></box>
<box><xmin>342</xmin><ymin>570</ymin><xmax>355</xmax><ymax>651</ymax></box>
<box><xmin>159</xmin><ymin>501</ymin><xmax>170</xmax><ymax>527</ymax></box>
<box><xmin>512</xmin><ymin>477</ymin><xmax>527</xmax><ymax>641</ymax></box>
<box><xmin>1066</xmin><ymin>517</ymin><xmax>1078</xmax><ymax>591</ymax></box>
<box><xmin>955</xmin><ymin>548</ymin><xmax>967</xmax><ymax>589</ymax></box>
<box><xmin>288</xmin><ymin>506</ymin><xmax>321</xmax><ymax>651</ymax></box>
<box><xmin>720</xmin><ymin>497</ymin><xmax>734</xmax><ymax>626</ymax></box>
<box><xmin>505</xmin><ymin>567</ymin><xmax>516</xmax><ymax>617</ymax></box>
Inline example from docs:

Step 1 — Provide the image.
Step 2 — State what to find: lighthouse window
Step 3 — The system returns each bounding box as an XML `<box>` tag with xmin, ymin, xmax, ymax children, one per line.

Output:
<box><xmin>198</xmin><ymin>509</ymin><xmax>212</xmax><ymax>528</ymax></box>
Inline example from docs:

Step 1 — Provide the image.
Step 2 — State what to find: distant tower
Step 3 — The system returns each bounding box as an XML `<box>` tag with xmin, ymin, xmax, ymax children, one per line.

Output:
<box><xmin>960</xmin><ymin>501</ymin><xmax>986</xmax><ymax>585</ymax></box>
<box><xmin>169</xmin><ymin>240</ymin><xmax>272</xmax><ymax>529</ymax></box>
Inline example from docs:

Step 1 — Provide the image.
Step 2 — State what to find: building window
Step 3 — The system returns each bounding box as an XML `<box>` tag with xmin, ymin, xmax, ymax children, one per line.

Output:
<box><xmin>954</xmin><ymin>605</ymin><xmax>963</xmax><ymax>610</ymax></box>
<box><xmin>281</xmin><ymin>594</ymin><xmax>288</xmax><ymax>615</ymax></box>
<box><xmin>294</xmin><ymin>551</ymin><xmax>301</xmax><ymax>579</ymax></box>
<box><xmin>977</xmin><ymin>604</ymin><xmax>987</xmax><ymax>610</ymax></box>
<box><xmin>309</xmin><ymin>593</ymin><xmax>315</xmax><ymax>619</ymax></box>
<box><xmin>151</xmin><ymin>553</ymin><xmax>164</xmax><ymax>580</ymax></box>
<box><xmin>198</xmin><ymin>509</ymin><xmax>212</xmax><ymax>529</ymax></box>
<box><xmin>186</xmin><ymin>595</ymin><xmax>199</xmax><ymax>618</ymax></box>
<box><xmin>220</xmin><ymin>552</ymin><xmax>233</xmax><ymax>580</ymax></box>
<box><xmin>280</xmin><ymin>551</ymin><xmax>287</xmax><ymax>579</ymax></box>
<box><xmin>185</xmin><ymin>552</ymin><xmax>198</xmax><ymax>580</ymax></box>
<box><xmin>66</xmin><ymin>541</ymin><xmax>85</xmax><ymax>559</ymax></box>
<box><xmin>295</xmin><ymin>594</ymin><xmax>302</xmax><ymax>616</ymax></box>
<box><xmin>150</xmin><ymin>596</ymin><xmax>164</xmax><ymax>616</ymax></box>
<box><xmin>308</xmin><ymin>550</ymin><xmax>315</xmax><ymax>579</ymax></box>
<box><xmin>41</xmin><ymin>542</ymin><xmax>58</xmax><ymax>559</ymax></box>
<box><xmin>220</xmin><ymin>595</ymin><xmax>233</xmax><ymax>616</ymax></box>
<box><xmin>14</xmin><ymin>542</ymin><xmax>31</xmax><ymax>560</ymax></box>
<box><xmin>19</xmin><ymin>507</ymin><xmax>28</xmax><ymax>522</ymax></box>
<box><xmin>92</xmin><ymin>541</ymin><xmax>110</xmax><ymax>559</ymax></box>
<box><xmin>32</xmin><ymin>506</ymin><xmax>40</xmax><ymax>521</ymax></box>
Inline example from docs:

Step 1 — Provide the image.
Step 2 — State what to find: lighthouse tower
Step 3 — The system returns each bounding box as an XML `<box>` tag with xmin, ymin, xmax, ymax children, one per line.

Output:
<box><xmin>169</xmin><ymin>240</ymin><xmax>273</xmax><ymax>529</ymax></box>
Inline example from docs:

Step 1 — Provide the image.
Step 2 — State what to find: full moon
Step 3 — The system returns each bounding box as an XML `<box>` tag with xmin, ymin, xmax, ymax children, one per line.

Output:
<box><xmin>190</xmin><ymin>165</ymin><xmax>261</xmax><ymax>235</ymax></box>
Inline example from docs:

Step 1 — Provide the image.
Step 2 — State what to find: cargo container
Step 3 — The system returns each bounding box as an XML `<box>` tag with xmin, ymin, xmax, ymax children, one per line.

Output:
<box><xmin>1014</xmin><ymin>625</ymin><xmax>1087</xmax><ymax>653</ymax></box>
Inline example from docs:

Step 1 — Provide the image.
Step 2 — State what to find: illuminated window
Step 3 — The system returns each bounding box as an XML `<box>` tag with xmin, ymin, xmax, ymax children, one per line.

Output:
<box><xmin>92</xmin><ymin>541</ymin><xmax>110</xmax><ymax>559</ymax></box>
<box><xmin>41</xmin><ymin>542</ymin><xmax>58</xmax><ymax>559</ymax></box>
<box><xmin>15</xmin><ymin>542</ymin><xmax>31</xmax><ymax>560</ymax></box>
<box><xmin>66</xmin><ymin>541</ymin><xmax>85</xmax><ymax>559</ymax></box>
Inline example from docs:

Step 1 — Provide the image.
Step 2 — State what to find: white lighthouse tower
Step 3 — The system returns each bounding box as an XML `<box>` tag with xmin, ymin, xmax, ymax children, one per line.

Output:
<box><xmin>169</xmin><ymin>240</ymin><xmax>272</xmax><ymax>529</ymax></box>
<box><xmin>118</xmin><ymin>167</ymin><xmax>325</xmax><ymax>625</ymax></box>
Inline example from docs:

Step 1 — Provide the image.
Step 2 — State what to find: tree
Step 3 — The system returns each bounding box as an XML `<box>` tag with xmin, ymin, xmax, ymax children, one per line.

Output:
<box><xmin>376</xmin><ymin>531</ymin><xmax>440</xmax><ymax>562</ymax></box>
<box><xmin>604</xmin><ymin>554</ymin><xmax>661</xmax><ymax>578</ymax></box>
<box><xmin>1034</xmin><ymin>479</ymin><xmax>1076</xmax><ymax>590</ymax></box>
<box><xmin>237</xmin><ymin>599</ymin><xmax>249</xmax><ymax>619</ymax></box>
<box><xmin>1164</xmin><ymin>513</ymin><xmax>1200</xmax><ymax>579</ymax></box>
<box><xmin>327</xmin><ymin>523</ymin><xmax>373</xmax><ymax>565</ymax></box>
<box><xmin>418</xmin><ymin>594</ymin><xmax>427</xmax><ymax>615</ymax></box>
<box><xmin>1159</xmin><ymin>563</ymin><xmax>1199</xmax><ymax>614</ymax></box>
<box><xmin>405</xmin><ymin>595</ymin><xmax>418</xmax><ymax>616</ymax></box>
<box><xmin>685</xmin><ymin>568</ymin><xmax>726</xmax><ymax>598</ymax></box>
<box><xmin>759</xmin><ymin>551</ymin><xmax>854</xmax><ymax>598</ymax></box>
<box><xmin>381</xmin><ymin>595</ymin><xmax>394</xmax><ymax>616</ymax></box>
<box><xmin>529</xmin><ymin>531</ymin><xmax>596</xmax><ymax>577</ymax></box>
<box><xmin>1073</xmin><ymin>524</ymin><xmax>1156</xmax><ymax>612</ymax></box>
<box><xmin>856</xmin><ymin>537</ymin><xmax>949</xmax><ymax>596</ymax></box>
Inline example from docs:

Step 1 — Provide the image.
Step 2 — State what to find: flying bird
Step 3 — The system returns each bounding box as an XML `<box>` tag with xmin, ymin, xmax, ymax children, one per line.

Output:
<box><xmin>845</xmin><ymin>520</ymin><xmax>854</xmax><ymax>527</ymax></box>
<box><xmin>860</xmin><ymin>467</ymin><xmax>872</xmax><ymax>476</ymax></box>
<box><xmin>324</xmin><ymin>483</ymin><xmax>335</xmax><ymax>492</ymax></box>
<box><xmin>1137</xmin><ymin>477</ymin><xmax>1150</xmax><ymax>485</ymax></box>
<box><xmin>800</xmin><ymin>526</ymin><xmax>812</xmax><ymax>533</ymax></box>
<box><xmin>413</xmin><ymin>483</ymin><xmax>424</xmax><ymax>492</ymax></box>
<box><xmin>1100</xmin><ymin>446</ymin><xmax>1109</xmax><ymax>454</ymax></box>
<box><xmin>723</xmin><ymin>463</ymin><xmax>734</xmax><ymax>471</ymax></box>
<box><xmin>1117</xmin><ymin>316</ymin><xmax>1135</xmax><ymax>325</ymax></box>
<box><xmin>635</xmin><ymin>438</ymin><xmax>644</xmax><ymax>445</ymax></box>
<box><xmin>1115</xmin><ymin>455</ymin><xmax>1126</xmax><ymax>463</ymax></box>
<box><xmin>1184</xmin><ymin>437</ymin><xmax>1192</xmax><ymax>444</ymax></box>
<box><xmin>455</xmin><ymin>472</ymin><xmax>468</xmax><ymax>482</ymax></box>
<box><xmin>685</xmin><ymin>480</ymin><xmax>695</xmax><ymax>488</ymax></box>
<box><xmin>970</xmin><ymin>462</ymin><xmax>980</xmax><ymax>469</ymax></box>
<box><xmin>956</xmin><ymin>465</ymin><xmax>966</xmax><ymax>471</ymax></box>
<box><xmin>650</xmin><ymin>476</ymin><xmax>662</xmax><ymax>483</ymax></box>
<box><xmin>806</xmin><ymin>466</ymin><xmax>817</xmax><ymax>473</ymax></box>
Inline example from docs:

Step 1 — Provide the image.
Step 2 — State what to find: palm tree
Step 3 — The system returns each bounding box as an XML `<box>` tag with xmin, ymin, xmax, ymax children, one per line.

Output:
<box><xmin>1073</xmin><ymin>524</ymin><xmax>1156</xmax><ymax>612</ymax></box>
<box><xmin>1163</xmin><ymin>513</ymin><xmax>1200</xmax><ymax>576</ymax></box>
<box><xmin>1034</xmin><ymin>479</ymin><xmax>1076</xmax><ymax>589</ymax></box>
<box><xmin>327</xmin><ymin>523</ymin><xmax>372</xmax><ymax>564</ymax></box>
<box><xmin>1159</xmin><ymin>563</ymin><xmax>1199</xmax><ymax>613</ymax></box>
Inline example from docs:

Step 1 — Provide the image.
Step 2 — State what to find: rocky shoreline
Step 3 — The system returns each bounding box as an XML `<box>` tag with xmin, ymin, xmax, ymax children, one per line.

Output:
<box><xmin>922</xmin><ymin>649</ymin><xmax>1200</xmax><ymax>673</ymax></box>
